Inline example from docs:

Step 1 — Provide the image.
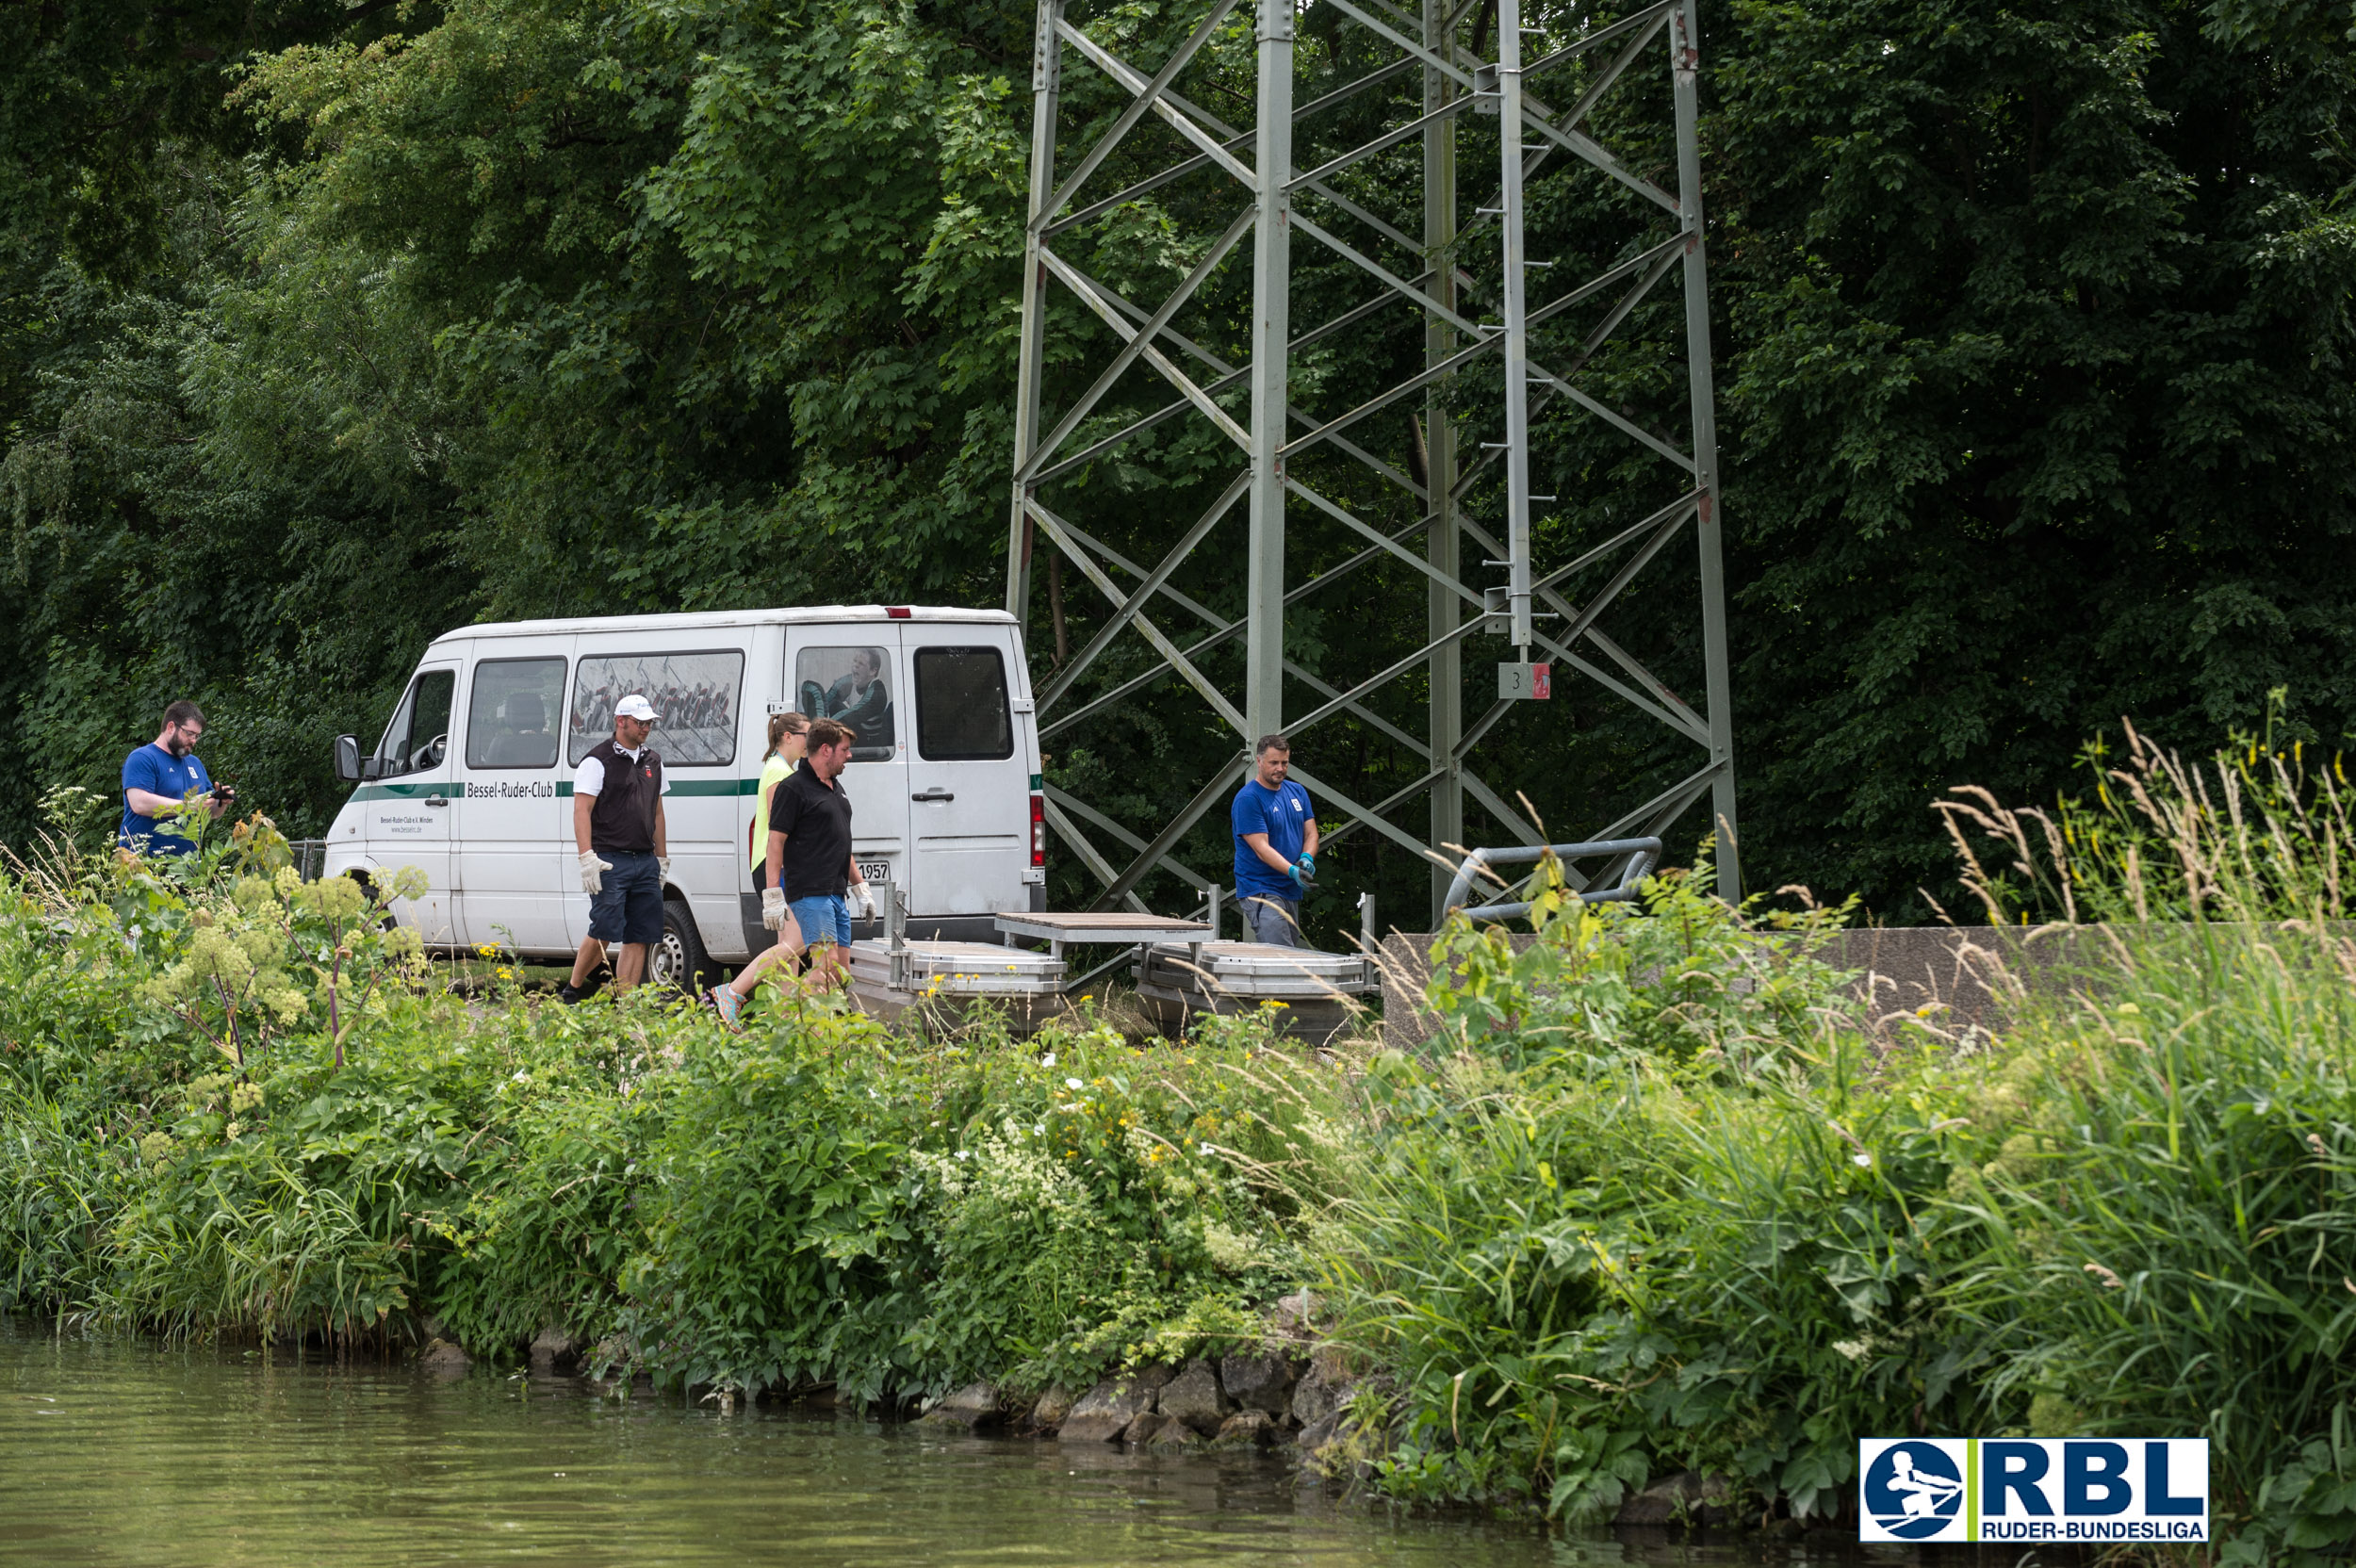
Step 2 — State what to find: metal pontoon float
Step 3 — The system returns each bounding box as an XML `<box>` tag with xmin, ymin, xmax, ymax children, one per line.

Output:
<box><xmin>1131</xmin><ymin>939</ymin><xmax>1375</xmax><ymax>1044</ymax></box>
<box><xmin>847</xmin><ymin>886</ymin><xmax>1379</xmax><ymax>1040</ymax></box>
<box><xmin>845</xmin><ymin>887</ymin><xmax>1072</xmax><ymax>1032</ymax></box>
<box><xmin>1128</xmin><ymin>890</ymin><xmax>1379</xmax><ymax>1041</ymax></box>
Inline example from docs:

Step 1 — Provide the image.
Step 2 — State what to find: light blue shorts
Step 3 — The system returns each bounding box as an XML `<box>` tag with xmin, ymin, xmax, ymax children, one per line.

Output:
<box><xmin>787</xmin><ymin>893</ymin><xmax>852</xmax><ymax>947</ymax></box>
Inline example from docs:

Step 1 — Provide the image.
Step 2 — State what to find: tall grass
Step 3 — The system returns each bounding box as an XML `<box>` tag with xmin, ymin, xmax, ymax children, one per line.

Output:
<box><xmin>1307</xmin><ymin>726</ymin><xmax>2356</xmax><ymax>1560</ymax></box>
<box><xmin>1314</xmin><ymin>872</ymin><xmax>1953</xmax><ymax>1523</ymax></box>
<box><xmin>1934</xmin><ymin>715</ymin><xmax>2356</xmax><ymax>928</ymax></box>
<box><xmin>0</xmin><ymin>1082</ymin><xmax>119</xmax><ymax>1317</ymax></box>
<box><xmin>1933</xmin><ymin>722</ymin><xmax>2356</xmax><ymax>1563</ymax></box>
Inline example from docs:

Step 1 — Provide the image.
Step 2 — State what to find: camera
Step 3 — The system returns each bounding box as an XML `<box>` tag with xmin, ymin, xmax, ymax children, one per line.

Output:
<box><xmin>212</xmin><ymin>783</ymin><xmax>237</xmax><ymax>806</ymax></box>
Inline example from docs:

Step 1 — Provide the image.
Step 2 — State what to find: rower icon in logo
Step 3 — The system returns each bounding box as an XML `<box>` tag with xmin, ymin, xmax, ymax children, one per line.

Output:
<box><xmin>1864</xmin><ymin>1442</ymin><xmax>1965</xmax><ymax>1539</ymax></box>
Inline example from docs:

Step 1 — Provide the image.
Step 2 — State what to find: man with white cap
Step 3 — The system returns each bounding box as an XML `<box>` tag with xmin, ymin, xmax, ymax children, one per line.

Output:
<box><xmin>560</xmin><ymin>693</ymin><xmax>670</xmax><ymax>1004</ymax></box>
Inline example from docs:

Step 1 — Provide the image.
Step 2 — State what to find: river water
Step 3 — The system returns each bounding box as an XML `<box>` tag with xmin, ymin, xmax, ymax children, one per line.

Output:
<box><xmin>0</xmin><ymin>1324</ymin><xmax>1922</xmax><ymax>1568</ymax></box>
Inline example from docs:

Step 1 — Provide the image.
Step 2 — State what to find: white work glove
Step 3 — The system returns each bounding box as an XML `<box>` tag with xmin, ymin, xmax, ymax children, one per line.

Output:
<box><xmin>847</xmin><ymin>882</ymin><xmax>875</xmax><ymax>921</ymax></box>
<box><xmin>578</xmin><ymin>852</ymin><xmax>613</xmax><ymax>895</ymax></box>
<box><xmin>761</xmin><ymin>888</ymin><xmax>787</xmax><ymax>930</ymax></box>
<box><xmin>658</xmin><ymin>856</ymin><xmax>673</xmax><ymax>883</ymax></box>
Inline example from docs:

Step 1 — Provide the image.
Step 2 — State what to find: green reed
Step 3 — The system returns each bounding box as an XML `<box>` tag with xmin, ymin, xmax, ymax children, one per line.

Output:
<box><xmin>1306</xmin><ymin>725</ymin><xmax>2356</xmax><ymax>1560</ymax></box>
<box><xmin>1932</xmin><ymin>723</ymin><xmax>2356</xmax><ymax>1564</ymax></box>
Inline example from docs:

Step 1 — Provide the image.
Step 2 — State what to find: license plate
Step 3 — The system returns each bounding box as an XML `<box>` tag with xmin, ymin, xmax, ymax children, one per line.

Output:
<box><xmin>859</xmin><ymin>860</ymin><xmax>893</xmax><ymax>887</ymax></box>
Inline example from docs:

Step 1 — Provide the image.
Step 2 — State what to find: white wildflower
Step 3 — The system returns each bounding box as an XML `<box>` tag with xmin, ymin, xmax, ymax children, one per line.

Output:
<box><xmin>1203</xmin><ymin>1221</ymin><xmax>1268</xmax><ymax>1272</ymax></box>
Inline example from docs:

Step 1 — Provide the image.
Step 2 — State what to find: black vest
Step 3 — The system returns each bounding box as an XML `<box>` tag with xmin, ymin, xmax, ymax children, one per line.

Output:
<box><xmin>585</xmin><ymin>740</ymin><xmax>663</xmax><ymax>854</ymax></box>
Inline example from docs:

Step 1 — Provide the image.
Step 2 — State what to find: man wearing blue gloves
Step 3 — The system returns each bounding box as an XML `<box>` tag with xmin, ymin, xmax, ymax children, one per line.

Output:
<box><xmin>120</xmin><ymin>700</ymin><xmax>230</xmax><ymax>857</ymax></box>
<box><xmin>1231</xmin><ymin>733</ymin><xmax>1319</xmax><ymax>947</ymax></box>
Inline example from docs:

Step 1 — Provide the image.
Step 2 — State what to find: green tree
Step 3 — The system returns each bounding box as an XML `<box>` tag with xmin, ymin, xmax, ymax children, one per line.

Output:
<box><xmin>1710</xmin><ymin>0</ymin><xmax>2356</xmax><ymax>912</ymax></box>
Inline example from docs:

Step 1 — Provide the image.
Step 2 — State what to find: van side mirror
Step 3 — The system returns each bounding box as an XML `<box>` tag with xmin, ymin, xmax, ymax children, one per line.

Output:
<box><xmin>333</xmin><ymin>735</ymin><xmax>365</xmax><ymax>784</ymax></box>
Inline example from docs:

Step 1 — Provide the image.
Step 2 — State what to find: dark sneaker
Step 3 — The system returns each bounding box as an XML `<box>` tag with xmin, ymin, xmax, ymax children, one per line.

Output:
<box><xmin>558</xmin><ymin>971</ymin><xmax>609</xmax><ymax>1005</ymax></box>
<box><xmin>558</xmin><ymin>968</ymin><xmax>610</xmax><ymax>1005</ymax></box>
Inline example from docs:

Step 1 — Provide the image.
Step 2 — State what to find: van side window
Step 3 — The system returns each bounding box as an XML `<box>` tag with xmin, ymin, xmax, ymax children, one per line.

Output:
<box><xmin>377</xmin><ymin>669</ymin><xmax>455</xmax><ymax>776</ymax></box>
<box><xmin>795</xmin><ymin>646</ymin><xmax>896</xmax><ymax>761</ymax></box>
<box><xmin>913</xmin><ymin>647</ymin><xmax>1013</xmax><ymax>761</ymax></box>
<box><xmin>466</xmin><ymin>658</ymin><xmax>566</xmax><ymax>770</ymax></box>
<box><xmin>568</xmin><ymin>650</ymin><xmax>744</xmax><ymax>766</ymax></box>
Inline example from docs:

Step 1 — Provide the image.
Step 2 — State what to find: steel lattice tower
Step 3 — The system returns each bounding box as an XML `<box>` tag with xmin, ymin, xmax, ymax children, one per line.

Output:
<box><xmin>1004</xmin><ymin>0</ymin><xmax>1739</xmax><ymax>920</ymax></box>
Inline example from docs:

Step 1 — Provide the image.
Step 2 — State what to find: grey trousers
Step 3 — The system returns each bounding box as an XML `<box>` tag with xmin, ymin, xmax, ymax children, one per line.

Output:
<box><xmin>1239</xmin><ymin>894</ymin><xmax>1303</xmax><ymax>947</ymax></box>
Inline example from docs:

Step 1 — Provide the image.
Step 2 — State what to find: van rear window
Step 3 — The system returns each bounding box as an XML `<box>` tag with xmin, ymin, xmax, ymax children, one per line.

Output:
<box><xmin>913</xmin><ymin>646</ymin><xmax>1013</xmax><ymax>761</ymax></box>
<box><xmin>569</xmin><ymin>651</ymin><xmax>744</xmax><ymax>765</ymax></box>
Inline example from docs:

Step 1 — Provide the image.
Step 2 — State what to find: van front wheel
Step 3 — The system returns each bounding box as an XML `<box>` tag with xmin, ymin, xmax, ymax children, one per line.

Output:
<box><xmin>649</xmin><ymin>898</ymin><xmax>713</xmax><ymax>996</ymax></box>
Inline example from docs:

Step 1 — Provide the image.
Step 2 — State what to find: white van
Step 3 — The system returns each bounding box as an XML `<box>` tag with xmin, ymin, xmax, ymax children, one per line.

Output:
<box><xmin>321</xmin><ymin>607</ymin><xmax>1046</xmax><ymax>988</ymax></box>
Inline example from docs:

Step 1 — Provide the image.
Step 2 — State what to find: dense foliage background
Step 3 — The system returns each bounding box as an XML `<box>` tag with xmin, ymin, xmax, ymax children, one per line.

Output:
<box><xmin>2</xmin><ymin>0</ymin><xmax>2351</xmax><ymax>923</ymax></box>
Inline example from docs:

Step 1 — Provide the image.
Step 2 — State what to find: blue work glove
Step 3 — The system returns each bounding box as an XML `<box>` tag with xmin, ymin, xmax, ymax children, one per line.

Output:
<box><xmin>1288</xmin><ymin>855</ymin><xmax>1317</xmax><ymax>891</ymax></box>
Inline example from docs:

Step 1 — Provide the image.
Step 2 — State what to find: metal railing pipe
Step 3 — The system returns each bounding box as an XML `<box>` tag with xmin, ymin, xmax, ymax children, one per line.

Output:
<box><xmin>1440</xmin><ymin>836</ymin><xmax>1662</xmax><ymax>921</ymax></box>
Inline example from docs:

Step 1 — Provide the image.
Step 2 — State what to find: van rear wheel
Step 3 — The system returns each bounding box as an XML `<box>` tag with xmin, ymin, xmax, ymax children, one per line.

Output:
<box><xmin>648</xmin><ymin>898</ymin><xmax>713</xmax><ymax>996</ymax></box>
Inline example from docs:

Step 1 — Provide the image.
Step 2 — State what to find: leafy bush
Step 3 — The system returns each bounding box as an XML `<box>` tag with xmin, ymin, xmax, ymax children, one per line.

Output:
<box><xmin>0</xmin><ymin>831</ymin><xmax>1338</xmax><ymax>1409</ymax></box>
<box><xmin>1320</xmin><ymin>865</ymin><xmax>1931</xmax><ymax>1523</ymax></box>
<box><xmin>613</xmin><ymin>1004</ymin><xmax>1337</xmax><ymax>1400</ymax></box>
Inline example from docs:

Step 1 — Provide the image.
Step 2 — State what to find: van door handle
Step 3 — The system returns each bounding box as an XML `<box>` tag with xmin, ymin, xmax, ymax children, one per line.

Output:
<box><xmin>910</xmin><ymin>789</ymin><xmax>955</xmax><ymax>803</ymax></box>
<box><xmin>424</xmin><ymin>796</ymin><xmax>450</xmax><ymax>808</ymax></box>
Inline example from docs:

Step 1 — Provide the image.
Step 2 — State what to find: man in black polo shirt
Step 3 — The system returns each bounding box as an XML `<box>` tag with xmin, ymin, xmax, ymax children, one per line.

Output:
<box><xmin>562</xmin><ymin>694</ymin><xmax>670</xmax><ymax>1004</ymax></box>
<box><xmin>759</xmin><ymin>716</ymin><xmax>875</xmax><ymax>993</ymax></box>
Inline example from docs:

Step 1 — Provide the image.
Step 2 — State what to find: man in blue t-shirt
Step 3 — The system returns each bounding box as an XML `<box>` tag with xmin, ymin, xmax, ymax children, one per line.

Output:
<box><xmin>120</xmin><ymin>700</ymin><xmax>228</xmax><ymax>857</ymax></box>
<box><xmin>1231</xmin><ymin>733</ymin><xmax>1318</xmax><ymax>948</ymax></box>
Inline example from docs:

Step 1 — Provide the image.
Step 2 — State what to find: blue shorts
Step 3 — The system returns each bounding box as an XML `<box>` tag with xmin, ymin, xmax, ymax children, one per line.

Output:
<box><xmin>787</xmin><ymin>893</ymin><xmax>852</xmax><ymax>947</ymax></box>
<box><xmin>587</xmin><ymin>851</ymin><xmax>665</xmax><ymax>946</ymax></box>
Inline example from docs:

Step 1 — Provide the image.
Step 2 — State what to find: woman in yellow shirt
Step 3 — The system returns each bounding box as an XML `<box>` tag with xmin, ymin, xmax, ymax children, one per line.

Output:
<box><xmin>711</xmin><ymin>711</ymin><xmax>809</xmax><ymax>1027</ymax></box>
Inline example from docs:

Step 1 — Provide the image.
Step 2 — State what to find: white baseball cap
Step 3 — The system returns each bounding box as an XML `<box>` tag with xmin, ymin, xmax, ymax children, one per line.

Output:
<box><xmin>614</xmin><ymin>694</ymin><xmax>660</xmax><ymax>722</ymax></box>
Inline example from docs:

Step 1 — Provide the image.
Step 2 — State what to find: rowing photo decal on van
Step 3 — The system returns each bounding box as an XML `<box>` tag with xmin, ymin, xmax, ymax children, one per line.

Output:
<box><xmin>569</xmin><ymin>651</ymin><xmax>744</xmax><ymax>766</ymax></box>
<box><xmin>796</xmin><ymin>646</ymin><xmax>895</xmax><ymax>760</ymax></box>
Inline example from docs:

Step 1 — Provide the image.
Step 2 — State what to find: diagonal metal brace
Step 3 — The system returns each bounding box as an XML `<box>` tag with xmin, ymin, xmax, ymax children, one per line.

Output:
<box><xmin>1041</xmin><ymin>0</ymin><xmax>1251</xmax><ymax>220</ymax></box>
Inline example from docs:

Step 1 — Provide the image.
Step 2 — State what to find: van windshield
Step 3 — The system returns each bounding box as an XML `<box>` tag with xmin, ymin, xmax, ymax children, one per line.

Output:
<box><xmin>378</xmin><ymin>669</ymin><xmax>455</xmax><ymax>776</ymax></box>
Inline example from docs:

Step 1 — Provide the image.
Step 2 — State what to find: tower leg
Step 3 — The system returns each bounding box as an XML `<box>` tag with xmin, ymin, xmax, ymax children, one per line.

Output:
<box><xmin>1671</xmin><ymin>2</ymin><xmax>1739</xmax><ymax>902</ymax></box>
<box><xmin>1244</xmin><ymin>0</ymin><xmax>1294</xmax><ymax>743</ymax></box>
<box><xmin>1006</xmin><ymin>0</ymin><xmax>1065</xmax><ymax>621</ymax></box>
<box><xmin>1497</xmin><ymin>0</ymin><xmax>1533</xmax><ymax>655</ymax></box>
<box><xmin>1425</xmin><ymin>0</ymin><xmax>1462</xmax><ymax>923</ymax></box>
